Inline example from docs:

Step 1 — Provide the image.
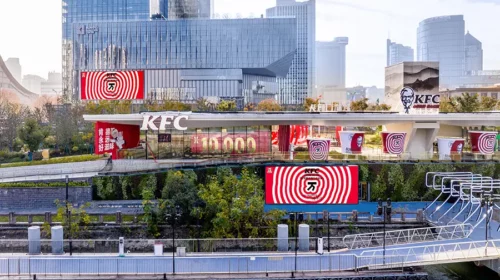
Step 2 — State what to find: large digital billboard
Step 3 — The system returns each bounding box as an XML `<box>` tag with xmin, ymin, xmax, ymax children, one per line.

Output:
<box><xmin>81</xmin><ymin>71</ymin><xmax>145</xmax><ymax>100</ymax></box>
<box><xmin>265</xmin><ymin>165</ymin><xmax>359</xmax><ymax>205</ymax></box>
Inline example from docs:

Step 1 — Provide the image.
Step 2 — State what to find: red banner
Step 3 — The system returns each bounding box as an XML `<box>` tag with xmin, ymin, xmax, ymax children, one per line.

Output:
<box><xmin>94</xmin><ymin>122</ymin><xmax>140</xmax><ymax>159</ymax></box>
<box><xmin>81</xmin><ymin>71</ymin><xmax>145</xmax><ymax>100</ymax></box>
<box><xmin>469</xmin><ymin>131</ymin><xmax>498</xmax><ymax>154</ymax></box>
<box><xmin>265</xmin><ymin>165</ymin><xmax>359</xmax><ymax>205</ymax></box>
<box><xmin>190</xmin><ymin>132</ymin><xmax>271</xmax><ymax>154</ymax></box>
<box><xmin>381</xmin><ymin>132</ymin><xmax>407</xmax><ymax>155</ymax></box>
<box><xmin>272</xmin><ymin>125</ymin><xmax>309</xmax><ymax>146</ymax></box>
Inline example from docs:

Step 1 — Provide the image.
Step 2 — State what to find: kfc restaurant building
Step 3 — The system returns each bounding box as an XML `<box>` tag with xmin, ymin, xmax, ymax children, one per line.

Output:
<box><xmin>84</xmin><ymin>111</ymin><xmax>500</xmax><ymax>161</ymax></box>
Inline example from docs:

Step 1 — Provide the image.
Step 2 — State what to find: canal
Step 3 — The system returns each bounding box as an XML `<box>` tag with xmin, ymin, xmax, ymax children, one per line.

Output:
<box><xmin>425</xmin><ymin>262</ymin><xmax>500</xmax><ymax>280</ymax></box>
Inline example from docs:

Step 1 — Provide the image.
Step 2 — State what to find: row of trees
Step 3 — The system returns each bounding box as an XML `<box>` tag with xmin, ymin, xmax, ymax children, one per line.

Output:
<box><xmin>93</xmin><ymin>167</ymin><xmax>284</xmax><ymax>238</ymax></box>
<box><xmin>440</xmin><ymin>93</ymin><xmax>499</xmax><ymax>113</ymax></box>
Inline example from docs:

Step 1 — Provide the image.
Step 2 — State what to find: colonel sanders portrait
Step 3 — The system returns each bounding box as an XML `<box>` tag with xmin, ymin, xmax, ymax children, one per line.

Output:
<box><xmin>400</xmin><ymin>87</ymin><xmax>415</xmax><ymax>114</ymax></box>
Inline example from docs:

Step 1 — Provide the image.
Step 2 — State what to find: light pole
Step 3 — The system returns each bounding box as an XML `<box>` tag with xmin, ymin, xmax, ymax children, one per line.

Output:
<box><xmin>166</xmin><ymin>205</ymin><xmax>182</xmax><ymax>275</ymax></box>
<box><xmin>289</xmin><ymin>212</ymin><xmax>303</xmax><ymax>278</ymax></box>
<box><xmin>377</xmin><ymin>198</ymin><xmax>392</xmax><ymax>265</ymax></box>
<box><xmin>483</xmin><ymin>197</ymin><xmax>493</xmax><ymax>256</ymax></box>
<box><xmin>65</xmin><ymin>175</ymin><xmax>73</xmax><ymax>256</ymax></box>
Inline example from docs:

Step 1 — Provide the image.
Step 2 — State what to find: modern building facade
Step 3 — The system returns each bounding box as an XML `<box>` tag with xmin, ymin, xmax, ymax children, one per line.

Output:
<box><xmin>387</xmin><ymin>39</ymin><xmax>414</xmax><ymax>66</ymax></box>
<box><xmin>71</xmin><ymin>19</ymin><xmax>297</xmax><ymax>104</ymax></box>
<box><xmin>316</xmin><ymin>37</ymin><xmax>348</xmax><ymax>89</ymax></box>
<box><xmin>0</xmin><ymin>55</ymin><xmax>37</xmax><ymax>105</ymax></box>
<box><xmin>22</xmin><ymin>72</ymin><xmax>63</xmax><ymax>95</ymax></box>
<box><xmin>417</xmin><ymin>15</ymin><xmax>465</xmax><ymax>89</ymax></box>
<box><xmin>464</xmin><ymin>31</ymin><xmax>483</xmax><ymax>73</ymax></box>
<box><xmin>167</xmin><ymin>0</ymin><xmax>213</xmax><ymax>19</ymax></box>
<box><xmin>266</xmin><ymin>0</ymin><xmax>316</xmax><ymax>105</ymax></box>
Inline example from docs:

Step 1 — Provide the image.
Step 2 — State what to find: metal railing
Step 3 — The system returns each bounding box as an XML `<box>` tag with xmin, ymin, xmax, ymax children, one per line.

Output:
<box><xmin>343</xmin><ymin>223</ymin><xmax>474</xmax><ymax>249</ymax></box>
<box><xmin>360</xmin><ymin>239</ymin><xmax>500</xmax><ymax>266</ymax></box>
<box><xmin>0</xmin><ymin>254</ymin><xmax>402</xmax><ymax>276</ymax></box>
<box><xmin>0</xmin><ymin>238</ymin><xmax>346</xmax><ymax>255</ymax></box>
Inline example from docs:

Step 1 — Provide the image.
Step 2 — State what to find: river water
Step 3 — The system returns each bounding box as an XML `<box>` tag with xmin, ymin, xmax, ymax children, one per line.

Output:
<box><xmin>424</xmin><ymin>262</ymin><xmax>500</xmax><ymax>280</ymax></box>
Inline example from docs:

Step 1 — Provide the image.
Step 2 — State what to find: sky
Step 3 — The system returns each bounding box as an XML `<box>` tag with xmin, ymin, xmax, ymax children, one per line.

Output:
<box><xmin>0</xmin><ymin>0</ymin><xmax>500</xmax><ymax>87</ymax></box>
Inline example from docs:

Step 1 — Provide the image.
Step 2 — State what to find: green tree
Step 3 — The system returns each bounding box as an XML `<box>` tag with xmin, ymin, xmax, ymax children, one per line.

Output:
<box><xmin>118</xmin><ymin>176</ymin><xmax>131</xmax><ymax>200</ymax></box>
<box><xmin>480</xmin><ymin>96</ymin><xmax>498</xmax><ymax>111</ymax></box>
<box><xmin>161</xmin><ymin>170</ymin><xmax>199</xmax><ymax>223</ymax></box>
<box><xmin>199</xmin><ymin>167</ymin><xmax>284</xmax><ymax>238</ymax></box>
<box><xmin>195</xmin><ymin>98</ymin><xmax>212</xmax><ymax>112</ymax></box>
<box><xmin>303</xmin><ymin>97</ymin><xmax>319</xmax><ymax>111</ymax></box>
<box><xmin>350</xmin><ymin>98</ymin><xmax>369</xmax><ymax>111</ymax></box>
<box><xmin>141</xmin><ymin>174</ymin><xmax>160</xmax><ymax>237</ymax></box>
<box><xmin>17</xmin><ymin>118</ymin><xmax>47</xmax><ymax>154</ymax></box>
<box><xmin>440</xmin><ymin>96</ymin><xmax>457</xmax><ymax>113</ymax></box>
<box><xmin>453</xmin><ymin>93</ymin><xmax>480</xmax><ymax>112</ymax></box>
<box><xmin>216</xmin><ymin>100</ymin><xmax>237</xmax><ymax>111</ymax></box>
<box><xmin>93</xmin><ymin>177</ymin><xmax>115</xmax><ymax>200</ymax></box>
<box><xmin>256</xmin><ymin>99</ymin><xmax>282</xmax><ymax>111</ymax></box>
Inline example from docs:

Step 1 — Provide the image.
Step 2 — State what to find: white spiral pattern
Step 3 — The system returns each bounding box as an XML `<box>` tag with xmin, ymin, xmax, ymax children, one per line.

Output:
<box><xmin>81</xmin><ymin>71</ymin><xmax>144</xmax><ymax>100</ymax></box>
<box><xmin>267</xmin><ymin>166</ymin><xmax>358</xmax><ymax>205</ymax></box>
<box><xmin>307</xmin><ymin>140</ymin><xmax>330</xmax><ymax>160</ymax></box>
<box><xmin>384</xmin><ymin>133</ymin><xmax>406</xmax><ymax>155</ymax></box>
<box><xmin>478</xmin><ymin>133</ymin><xmax>496</xmax><ymax>154</ymax></box>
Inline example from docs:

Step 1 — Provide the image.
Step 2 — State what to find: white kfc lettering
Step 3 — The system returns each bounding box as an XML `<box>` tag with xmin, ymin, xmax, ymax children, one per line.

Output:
<box><xmin>141</xmin><ymin>115</ymin><xmax>188</xmax><ymax>131</ymax></box>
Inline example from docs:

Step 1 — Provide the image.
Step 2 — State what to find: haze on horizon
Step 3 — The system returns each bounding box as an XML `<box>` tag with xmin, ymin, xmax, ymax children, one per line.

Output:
<box><xmin>0</xmin><ymin>0</ymin><xmax>499</xmax><ymax>88</ymax></box>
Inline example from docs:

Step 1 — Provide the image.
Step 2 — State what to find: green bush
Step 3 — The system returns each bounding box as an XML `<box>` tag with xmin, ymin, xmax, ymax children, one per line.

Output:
<box><xmin>0</xmin><ymin>154</ymin><xmax>103</xmax><ymax>168</ymax></box>
<box><xmin>0</xmin><ymin>150</ymin><xmax>26</xmax><ymax>163</ymax></box>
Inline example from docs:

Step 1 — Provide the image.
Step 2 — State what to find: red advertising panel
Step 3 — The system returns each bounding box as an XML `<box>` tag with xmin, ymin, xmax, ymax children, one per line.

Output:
<box><xmin>265</xmin><ymin>165</ymin><xmax>359</xmax><ymax>205</ymax></box>
<box><xmin>381</xmin><ymin>132</ymin><xmax>407</xmax><ymax>155</ymax></box>
<box><xmin>307</xmin><ymin>139</ymin><xmax>331</xmax><ymax>160</ymax></box>
<box><xmin>81</xmin><ymin>71</ymin><xmax>145</xmax><ymax>100</ymax></box>
<box><xmin>272</xmin><ymin>125</ymin><xmax>309</xmax><ymax>146</ymax></box>
<box><xmin>190</xmin><ymin>131</ymin><xmax>271</xmax><ymax>154</ymax></box>
<box><xmin>469</xmin><ymin>131</ymin><xmax>498</xmax><ymax>154</ymax></box>
<box><xmin>94</xmin><ymin>122</ymin><xmax>140</xmax><ymax>159</ymax></box>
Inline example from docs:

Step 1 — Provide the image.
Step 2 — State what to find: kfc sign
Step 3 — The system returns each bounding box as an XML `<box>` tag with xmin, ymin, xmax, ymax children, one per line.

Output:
<box><xmin>141</xmin><ymin>115</ymin><xmax>189</xmax><ymax>131</ymax></box>
<box><xmin>401</xmin><ymin>87</ymin><xmax>440</xmax><ymax>114</ymax></box>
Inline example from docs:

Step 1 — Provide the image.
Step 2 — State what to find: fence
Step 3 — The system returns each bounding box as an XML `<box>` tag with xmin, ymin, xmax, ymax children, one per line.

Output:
<box><xmin>0</xmin><ymin>237</ymin><xmax>346</xmax><ymax>255</ymax></box>
<box><xmin>0</xmin><ymin>254</ymin><xmax>405</xmax><ymax>277</ymax></box>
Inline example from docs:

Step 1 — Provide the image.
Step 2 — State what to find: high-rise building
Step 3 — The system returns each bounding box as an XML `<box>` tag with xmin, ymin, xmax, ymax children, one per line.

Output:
<box><xmin>417</xmin><ymin>15</ymin><xmax>465</xmax><ymax>89</ymax></box>
<box><xmin>4</xmin><ymin>58</ymin><xmax>22</xmax><ymax>84</ymax></box>
<box><xmin>386</xmin><ymin>39</ymin><xmax>414</xmax><ymax>66</ymax></box>
<box><xmin>168</xmin><ymin>0</ymin><xmax>213</xmax><ymax>19</ymax></box>
<box><xmin>316</xmin><ymin>37</ymin><xmax>348</xmax><ymax>88</ymax></box>
<box><xmin>464</xmin><ymin>31</ymin><xmax>483</xmax><ymax>73</ymax></box>
<box><xmin>266</xmin><ymin>0</ymin><xmax>316</xmax><ymax>105</ymax></box>
<box><xmin>315</xmin><ymin>37</ymin><xmax>348</xmax><ymax>104</ymax></box>
<box><xmin>71</xmin><ymin>19</ymin><xmax>297</xmax><ymax>104</ymax></box>
<box><xmin>62</xmin><ymin>0</ymin><xmax>167</xmax><ymax>100</ymax></box>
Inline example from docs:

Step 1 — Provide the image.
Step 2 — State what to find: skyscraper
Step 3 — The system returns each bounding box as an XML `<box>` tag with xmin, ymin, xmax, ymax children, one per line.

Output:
<box><xmin>168</xmin><ymin>0</ymin><xmax>213</xmax><ymax>19</ymax></box>
<box><xmin>417</xmin><ymin>15</ymin><xmax>465</xmax><ymax>89</ymax></box>
<box><xmin>267</xmin><ymin>0</ymin><xmax>316</xmax><ymax>105</ymax></box>
<box><xmin>315</xmin><ymin>37</ymin><xmax>348</xmax><ymax>103</ymax></box>
<box><xmin>464</xmin><ymin>31</ymin><xmax>483</xmax><ymax>73</ymax></box>
<box><xmin>386</xmin><ymin>39</ymin><xmax>414</xmax><ymax>66</ymax></box>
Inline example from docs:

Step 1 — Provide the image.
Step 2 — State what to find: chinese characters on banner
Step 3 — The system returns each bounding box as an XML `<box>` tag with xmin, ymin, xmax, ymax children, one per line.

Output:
<box><xmin>94</xmin><ymin>122</ymin><xmax>140</xmax><ymax>159</ymax></box>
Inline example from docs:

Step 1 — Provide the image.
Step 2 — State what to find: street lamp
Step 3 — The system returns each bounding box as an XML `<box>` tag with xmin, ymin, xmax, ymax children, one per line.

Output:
<box><xmin>289</xmin><ymin>212</ymin><xmax>304</xmax><ymax>278</ymax></box>
<box><xmin>65</xmin><ymin>175</ymin><xmax>73</xmax><ymax>255</ymax></box>
<box><xmin>377</xmin><ymin>198</ymin><xmax>392</xmax><ymax>265</ymax></box>
<box><xmin>166</xmin><ymin>205</ymin><xmax>182</xmax><ymax>275</ymax></box>
<box><xmin>482</xmin><ymin>197</ymin><xmax>494</xmax><ymax>256</ymax></box>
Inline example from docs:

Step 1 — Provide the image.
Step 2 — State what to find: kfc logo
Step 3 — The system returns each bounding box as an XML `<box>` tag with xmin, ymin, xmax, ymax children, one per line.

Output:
<box><xmin>400</xmin><ymin>87</ymin><xmax>415</xmax><ymax>114</ymax></box>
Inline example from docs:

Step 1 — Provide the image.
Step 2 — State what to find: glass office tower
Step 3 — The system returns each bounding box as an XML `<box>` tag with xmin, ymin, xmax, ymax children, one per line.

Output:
<box><xmin>417</xmin><ymin>15</ymin><xmax>465</xmax><ymax>89</ymax></box>
<box><xmin>72</xmin><ymin>18</ymin><xmax>297</xmax><ymax>104</ymax></box>
<box><xmin>266</xmin><ymin>0</ymin><xmax>316</xmax><ymax>105</ymax></box>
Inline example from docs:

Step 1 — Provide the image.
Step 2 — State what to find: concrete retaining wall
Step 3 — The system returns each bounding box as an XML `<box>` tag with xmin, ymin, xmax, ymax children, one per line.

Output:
<box><xmin>0</xmin><ymin>187</ymin><xmax>92</xmax><ymax>210</ymax></box>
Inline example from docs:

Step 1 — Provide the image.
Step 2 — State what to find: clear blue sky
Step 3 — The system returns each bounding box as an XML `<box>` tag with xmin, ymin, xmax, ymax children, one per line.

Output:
<box><xmin>1</xmin><ymin>0</ymin><xmax>499</xmax><ymax>87</ymax></box>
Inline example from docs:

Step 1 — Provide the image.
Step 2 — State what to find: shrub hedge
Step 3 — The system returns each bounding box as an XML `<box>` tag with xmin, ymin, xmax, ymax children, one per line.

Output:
<box><xmin>0</xmin><ymin>154</ymin><xmax>104</xmax><ymax>168</ymax></box>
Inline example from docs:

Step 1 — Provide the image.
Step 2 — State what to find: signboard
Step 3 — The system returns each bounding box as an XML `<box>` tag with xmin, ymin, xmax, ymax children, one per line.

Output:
<box><xmin>190</xmin><ymin>132</ymin><xmax>271</xmax><ymax>154</ymax></box>
<box><xmin>158</xmin><ymin>134</ymin><xmax>172</xmax><ymax>143</ymax></box>
<box><xmin>385</xmin><ymin>62</ymin><xmax>440</xmax><ymax>114</ymax></box>
<box><xmin>81</xmin><ymin>71</ymin><xmax>144</xmax><ymax>100</ymax></box>
<box><xmin>141</xmin><ymin>115</ymin><xmax>188</xmax><ymax>131</ymax></box>
<box><xmin>307</xmin><ymin>139</ymin><xmax>330</xmax><ymax>160</ymax></box>
<box><xmin>94</xmin><ymin>122</ymin><xmax>140</xmax><ymax>159</ymax></box>
<box><xmin>437</xmin><ymin>138</ymin><xmax>464</xmax><ymax>160</ymax></box>
<box><xmin>381</xmin><ymin>132</ymin><xmax>407</xmax><ymax>155</ymax></box>
<box><xmin>265</xmin><ymin>165</ymin><xmax>359</xmax><ymax>205</ymax></box>
<box><xmin>339</xmin><ymin>132</ymin><xmax>364</xmax><ymax>154</ymax></box>
<box><xmin>470</xmin><ymin>131</ymin><xmax>498</xmax><ymax>155</ymax></box>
